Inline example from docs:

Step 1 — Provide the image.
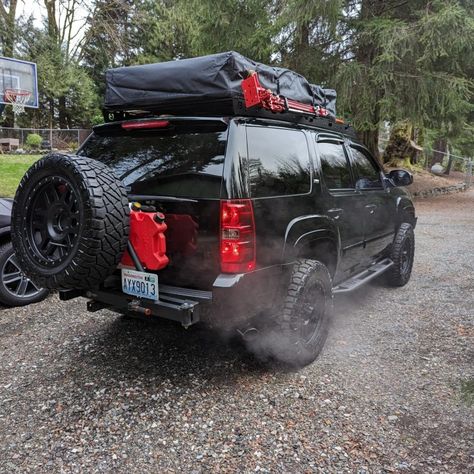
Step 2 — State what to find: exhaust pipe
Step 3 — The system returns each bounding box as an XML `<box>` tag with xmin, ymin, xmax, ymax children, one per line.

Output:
<box><xmin>237</xmin><ymin>327</ymin><xmax>259</xmax><ymax>341</ymax></box>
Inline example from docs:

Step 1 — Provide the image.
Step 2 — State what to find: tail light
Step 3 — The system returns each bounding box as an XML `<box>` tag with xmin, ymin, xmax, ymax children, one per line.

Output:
<box><xmin>220</xmin><ymin>199</ymin><xmax>256</xmax><ymax>273</ymax></box>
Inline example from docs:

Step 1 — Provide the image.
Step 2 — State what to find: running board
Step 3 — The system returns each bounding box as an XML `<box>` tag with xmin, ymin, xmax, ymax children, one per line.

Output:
<box><xmin>332</xmin><ymin>258</ymin><xmax>394</xmax><ymax>294</ymax></box>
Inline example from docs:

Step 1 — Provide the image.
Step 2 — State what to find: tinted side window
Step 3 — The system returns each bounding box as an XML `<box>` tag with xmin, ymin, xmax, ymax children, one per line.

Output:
<box><xmin>247</xmin><ymin>126</ymin><xmax>311</xmax><ymax>197</ymax></box>
<box><xmin>350</xmin><ymin>147</ymin><xmax>382</xmax><ymax>189</ymax></box>
<box><xmin>317</xmin><ymin>141</ymin><xmax>353</xmax><ymax>189</ymax></box>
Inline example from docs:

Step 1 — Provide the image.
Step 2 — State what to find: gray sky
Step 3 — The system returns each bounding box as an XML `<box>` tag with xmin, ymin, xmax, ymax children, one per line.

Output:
<box><xmin>18</xmin><ymin>0</ymin><xmax>90</xmax><ymax>47</ymax></box>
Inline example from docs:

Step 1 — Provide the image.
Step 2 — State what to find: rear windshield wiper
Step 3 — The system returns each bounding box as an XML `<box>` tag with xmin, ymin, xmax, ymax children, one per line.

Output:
<box><xmin>127</xmin><ymin>194</ymin><xmax>198</xmax><ymax>203</ymax></box>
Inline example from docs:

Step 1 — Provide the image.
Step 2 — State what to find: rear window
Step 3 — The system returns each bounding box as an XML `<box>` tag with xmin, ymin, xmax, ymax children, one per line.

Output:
<box><xmin>78</xmin><ymin>128</ymin><xmax>227</xmax><ymax>199</ymax></box>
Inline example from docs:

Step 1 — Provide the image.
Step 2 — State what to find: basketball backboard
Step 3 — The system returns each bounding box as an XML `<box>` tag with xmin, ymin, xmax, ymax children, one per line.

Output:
<box><xmin>0</xmin><ymin>56</ymin><xmax>38</xmax><ymax>109</ymax></box>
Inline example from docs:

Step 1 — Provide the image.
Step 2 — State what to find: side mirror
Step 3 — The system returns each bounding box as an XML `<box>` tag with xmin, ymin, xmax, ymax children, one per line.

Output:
<box><xmin>388</xmin><ymin>169</ymin><xmax>413</xmax><ymax>187</ymax></box>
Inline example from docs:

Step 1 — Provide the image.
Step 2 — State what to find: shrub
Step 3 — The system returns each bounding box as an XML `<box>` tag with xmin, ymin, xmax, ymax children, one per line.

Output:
<box><xmin>25</xmin><ymin>133</ymin><xmax>43</xmax><ymax>150</ymax></box>
<box><xmin>91</xmin><ymin>113</ymin><xmax>104</xmax><ymax>126</ymax></box>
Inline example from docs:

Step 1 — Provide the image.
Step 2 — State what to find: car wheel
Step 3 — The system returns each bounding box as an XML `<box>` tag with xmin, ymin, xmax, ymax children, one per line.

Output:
<box><xmin>252</xmin><ymin>259</ymin><xmax>333</xmax><ymax>368</ymax></box>
<box><xmin>386</xmin><ymin>222</ymin><xmax>415</xmax><ymax>287</ymax></box>
<box><xmin>0</xmin><ymin>241</ymin><xmax>49</xmax><ymax>307</ymax></box>
<box><xmin>11</xmin><ymin>153</ymin><xmax>130</xmax><ymax>290</ymax></box>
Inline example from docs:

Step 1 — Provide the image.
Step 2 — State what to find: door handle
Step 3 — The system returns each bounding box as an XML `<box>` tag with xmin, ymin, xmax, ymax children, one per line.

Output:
<box><xmin>365</xmin><ymin>204</ymin><xmax>377</xmax><ymax>214</ymax></box>
<box><xmin>327</xmin><ymin>208</ymin><xmax>343</xmax><ymax>220</ymax></box>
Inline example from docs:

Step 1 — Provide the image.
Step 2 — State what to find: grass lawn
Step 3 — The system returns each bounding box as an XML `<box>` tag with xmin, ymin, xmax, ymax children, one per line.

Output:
<box><xmin>0</xmin><ymin>154</ymin><xmax>42</xmax><ymax>198</ymax></box>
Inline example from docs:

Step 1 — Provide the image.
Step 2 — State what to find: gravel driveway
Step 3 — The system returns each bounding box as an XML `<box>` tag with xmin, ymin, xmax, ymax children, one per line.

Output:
<box><xmin>1</xmin><ymin>191</ymin><xmax>473</xmax><ymax>473</ymax></box>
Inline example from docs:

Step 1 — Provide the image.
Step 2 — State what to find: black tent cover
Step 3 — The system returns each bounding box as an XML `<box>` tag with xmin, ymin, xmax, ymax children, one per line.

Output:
<box><xmin>104</xmin><ymin>51</ymin><xmax>337</xmax><ymax>118</ymax></box>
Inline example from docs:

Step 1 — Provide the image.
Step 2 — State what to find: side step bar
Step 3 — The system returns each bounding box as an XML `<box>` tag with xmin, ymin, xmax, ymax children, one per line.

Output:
<box><xmin>332</xmin><ymin>258</ymin><xmax>394</xmax><ymax>294</ymax></box>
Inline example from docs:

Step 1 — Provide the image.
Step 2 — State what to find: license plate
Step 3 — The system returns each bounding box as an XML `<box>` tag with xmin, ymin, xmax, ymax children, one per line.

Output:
<box><xmin>121</xmin><ymin>268</ymin><xmax>159</xmax><ymax>301</ymax></box>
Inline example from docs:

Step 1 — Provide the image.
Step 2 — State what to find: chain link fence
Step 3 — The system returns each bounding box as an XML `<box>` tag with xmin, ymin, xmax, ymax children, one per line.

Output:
<box><xmin>0</xmin><ymin>127</ymin><xmax>91</xmax><ymax>152</ymax></box>
<box><xmin>421</xmin><ymin>149</ymin><xmax>473</xmax><ymax>187</ymax></box>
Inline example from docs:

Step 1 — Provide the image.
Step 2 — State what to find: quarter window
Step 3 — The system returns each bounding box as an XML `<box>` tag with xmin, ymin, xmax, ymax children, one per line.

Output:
<box><xmin>246</xmin><ymin>126</ymin><xmax>311</xmax><ymax>197</ymax></box>
<box><xmin>317</xmin><ymin>141</ymin><xmax>353</xmax><ymax>189</ymax></box>
<box><xmin>350</xmin><ymin>147</ymin><xmax>382</xmax><ymax>189</ymax></box>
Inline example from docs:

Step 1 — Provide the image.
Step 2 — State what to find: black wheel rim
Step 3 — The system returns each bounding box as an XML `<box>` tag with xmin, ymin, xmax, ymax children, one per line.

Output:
<box><xmin>298</xmin><ymin>281</ymin><xmax>327</xmax><ymax>345</ymax></box>
<box><xmin>400</xmin><ymin>237</ymin><xmax>413</xmax><ymax>274</ymax></box>
<box><xmin>25</xmin><ymin>176</ymin><xmax>81</xmax><ymax>268</ymax></box>
<box><xmin>1</xmin><ymin>253</ymin><xmax>43</xmax><ymax>299</ymax></box>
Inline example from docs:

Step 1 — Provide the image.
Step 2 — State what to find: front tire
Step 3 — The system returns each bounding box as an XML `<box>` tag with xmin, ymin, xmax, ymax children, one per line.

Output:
<box><xmin>386</xmin><ymin>223</ymin><xmax>415</xmax><ymax>287</ymax></box>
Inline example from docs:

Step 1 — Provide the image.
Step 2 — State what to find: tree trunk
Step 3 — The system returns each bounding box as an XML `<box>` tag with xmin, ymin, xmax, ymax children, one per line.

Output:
<box><xmin>432</xmin><ymin>137</ymin><xmax>447</xmax><ymax>166</ymax></box>
<box><xmin>288</xmin><ymin>20</ymin><xmax>310</xmax><ymax>75</ymax></box>
<box><xmin>49</xmin><ymin>98</ymin><xmax>55</xmax><ymax>132</ymax></box>
<box><xmin>0</xmin><ymin>0</ymin><xmax>17</xmax><ymax>126</ymax></box>
<box><xmin>58</xmin><ymin>96</ymin><xmax>67</xmax><ymax>129</ymax></box>
<box><xmin>355</xmin><ymin>0</ymin><xmax>386</xmax><ymax>161</ymax></box>
<box><xmin>444</xmin><ymin>147</ymin><xmax>453</xmax><ymax>175</ymax></box>
<box><xmin>44</xmin><ymin>0</ymin><xmax>59</xmax><ymax>41</ymax></box>
<box><xmin>382</xmin><ymin>121</ymin><xmax>420</xmax><ymax>169</ymax></box>
<box><xmin>0</xmin><ymin>0</ymin><xmax>18</xmax><ymax>56</ymax></box>
<box><xmin>359</xmin><ymin>129</ymin><xmax>380</xmax><ymax>160</ymax></box>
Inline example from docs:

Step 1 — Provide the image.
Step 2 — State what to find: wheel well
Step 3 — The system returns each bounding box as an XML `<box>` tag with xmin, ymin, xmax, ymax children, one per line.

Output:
<box><xmin>0</xmin><ymin>233</ymin><xmax>10</xmax><ymax>247</ymax></box>
<box><xmin>296</xmin><ymin>238</ymin><xmax>337</xmax><ymax>277</ymax></box>
<box><xmin>399</xmin><ymin>206</ymin><xmax>416</xmax><ymax>228</ymax></box>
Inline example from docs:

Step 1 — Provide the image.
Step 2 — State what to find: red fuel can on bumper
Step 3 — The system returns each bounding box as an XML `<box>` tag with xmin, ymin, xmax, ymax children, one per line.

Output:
<box><xmin>121</xmin><ymin>209</ymin><xmax>169</xmax><ymax>271</ymax></box>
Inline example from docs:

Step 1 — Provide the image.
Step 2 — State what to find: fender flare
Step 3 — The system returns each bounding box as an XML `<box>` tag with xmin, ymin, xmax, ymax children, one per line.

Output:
<box><xmin>396</xmin><ymin>196</ymin><xmax>417</xmax><ymax>228</ymax></box>
<box><xmin>283</xmin><ymin>215</ymin><xmax>341</xmax><ymax>264</ymax></box>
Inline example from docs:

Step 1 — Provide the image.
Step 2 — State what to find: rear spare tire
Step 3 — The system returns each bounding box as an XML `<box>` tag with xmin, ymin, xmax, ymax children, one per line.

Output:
<box><xmin>11</xmin><ymin>153</ymin><xmax>129</xmax><ymax>290</ymax></box>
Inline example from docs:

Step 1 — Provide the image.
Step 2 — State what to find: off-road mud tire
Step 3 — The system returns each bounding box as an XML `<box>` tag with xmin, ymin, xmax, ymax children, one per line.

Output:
<box><xmin>386</xmin><ymin>222</ymin><xmax>415</xmax><ymax>287</ymax></box>
<box><xmin>253</xmin><ymin>259</ymin><xmax>333</xmax><ymax>368</ymax></box>
<box><xmin>11</xmin><ymin>153</ymin><xmax>129</xmax><ymax>290</ymax></box>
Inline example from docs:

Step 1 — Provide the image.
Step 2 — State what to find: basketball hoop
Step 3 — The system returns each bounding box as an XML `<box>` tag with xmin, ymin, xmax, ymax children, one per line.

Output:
<box><xmin>4</xmin><ymin>88</ymin><xmax>32</xmax><ymax>114</ymax></box>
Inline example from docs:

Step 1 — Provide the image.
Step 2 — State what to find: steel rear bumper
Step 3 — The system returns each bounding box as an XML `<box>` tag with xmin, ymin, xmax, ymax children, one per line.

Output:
<box><xmin>60</xmin><ymin>284</ymin><xmax>212</xmax><ymax>328</ymax></box>
<box><xmin>59</xmin><ymin>264</ymin><xmax>288</xmax><ymax>328</ymax></box>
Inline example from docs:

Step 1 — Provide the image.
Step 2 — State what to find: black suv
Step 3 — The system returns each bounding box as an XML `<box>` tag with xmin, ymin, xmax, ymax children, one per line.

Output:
<box><xmin>11</xmin><ymin>115</ymin><xmax>415</xmax><ymax>366</ymax></box>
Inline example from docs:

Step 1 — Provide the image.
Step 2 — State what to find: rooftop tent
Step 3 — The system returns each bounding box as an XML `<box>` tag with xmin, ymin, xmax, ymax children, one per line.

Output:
<box><xmin>104</xmin><ymin>51</ymin><xmax>337</xmax><ymax>119</ymax></box>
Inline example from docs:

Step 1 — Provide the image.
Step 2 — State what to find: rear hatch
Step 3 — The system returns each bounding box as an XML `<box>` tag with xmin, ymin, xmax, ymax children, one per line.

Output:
<box><xmin>78</xmin><ymin>117</ymin><xmax>228</xmax><ymax>290</ymax></box>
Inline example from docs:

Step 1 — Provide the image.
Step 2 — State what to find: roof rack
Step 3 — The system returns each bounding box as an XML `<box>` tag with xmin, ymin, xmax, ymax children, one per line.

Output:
<box><xmin>102</xmin><ymin>72</ymin><xmax>356</xmax><ymax>138</ymax></box>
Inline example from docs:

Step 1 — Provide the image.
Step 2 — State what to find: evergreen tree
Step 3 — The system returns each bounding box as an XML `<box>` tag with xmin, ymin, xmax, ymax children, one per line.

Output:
<box><xmin>16</xmin><ymin>17</ymin><xmax>99</xmax><ymax>128</ymax></box>
<box><xmin>335</xmin><ymin>0</ymin><xmax>474</xmax><ymax>158</ymax></box>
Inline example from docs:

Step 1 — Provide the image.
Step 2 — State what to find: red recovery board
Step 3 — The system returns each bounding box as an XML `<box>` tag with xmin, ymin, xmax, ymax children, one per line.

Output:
<box><xmin>121</xmin><ymin>209</ymin><xmax>169</xmax><ymax>271</ymax></box>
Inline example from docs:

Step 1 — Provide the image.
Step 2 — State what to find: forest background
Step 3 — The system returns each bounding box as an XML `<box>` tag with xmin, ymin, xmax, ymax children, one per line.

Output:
<box><xmin>1</xmin><ymin>0</ymin><xmax>473</xmax><ymax>164</ymax></box>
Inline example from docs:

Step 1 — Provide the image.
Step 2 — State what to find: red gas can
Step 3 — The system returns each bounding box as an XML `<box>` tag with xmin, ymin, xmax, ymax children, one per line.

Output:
<box><xmin>121</xmin><ymin>209</ymin><xmax>169</xmax><ymax>271</ymax></box>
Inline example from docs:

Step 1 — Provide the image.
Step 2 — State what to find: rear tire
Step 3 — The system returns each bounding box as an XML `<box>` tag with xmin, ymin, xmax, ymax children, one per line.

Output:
<box><xmin>251</xmin><ymin>259</ymin><xmax>333</xmax><ymax>368</ymax></box>
<box><xmin>12</xmin><ymin>153</ymin><xmax>130</xmax><ymax>290</ymax></box>
<box><xmin>386</xmin><ymin>223</ymin><xmax>415</xmax><ymax>287</ymax></box>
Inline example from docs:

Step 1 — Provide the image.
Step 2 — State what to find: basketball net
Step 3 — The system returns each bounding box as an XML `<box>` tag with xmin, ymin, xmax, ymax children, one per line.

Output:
<box><xmin>4</xmin><ymin>88</ymin><xmax>32</xmax><ymax>114</ymax></box>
